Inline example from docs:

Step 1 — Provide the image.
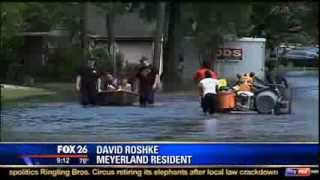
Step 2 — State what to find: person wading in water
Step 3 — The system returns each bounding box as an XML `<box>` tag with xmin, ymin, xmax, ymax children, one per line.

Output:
<box><xmin>75</xmin><ymin>59</ymin><xmax>99</xmax><ymax>106</ymax></box>
<box><xmin>135</xmin><ymin>57</ymin><xmax>159</xmax><ymax>107</ymax></box>
<box><xmin>198</xmin><ymin>70</ymin><xmax>219</xmax><ymax>114</ymax></box>
<box><xmin>193</xmin><ymin>61</ymin><xmax>219</xmax><ymax>110</ymax></box>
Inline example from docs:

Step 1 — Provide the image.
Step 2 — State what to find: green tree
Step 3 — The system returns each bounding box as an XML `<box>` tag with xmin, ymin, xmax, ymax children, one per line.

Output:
<box><xmin>1</xmin><ymin>2</ymin><xmax>88</xmax><ymax>80</ymax></box>
<box><xmin>287</xmin><ymin>2</ymin><xmax>318</xmax><ymax>44</ymax></box>
<box><xmin>250</xmin><ymin>2</ymin><xmax>318</xmax><ymax>47</ymax></box>
<box><xmin>1</xmin><ymin>3</ymin><xmax>25</xmax><ymax>39</ymax></box>
<box><xmin>57</xmin><ymin>3</ymin><xmax>83</xmax><ymax>46</ymax></box>
<box><xmin>95</xmin><ymin>2</ymin><xmax>130</xmax><ymax>75</ymax></box>
<box><xmin>21</xmin><ymin>2</ymin><xmax>64</xmax><ymax>32</ymax></box>
<box><xmin>133</xmin><ymin>2</ymin><xmax>181</xmax><ymax>90</ymax></box>
<box><xmin>0</xmin><ymin>3</ymin><xmax>26</xmax><ymax>79</ymax></box>
<box><xmin>188</xmin><ymin>2</ymin><xmax>252</xmax><ymax>67</ymax></box>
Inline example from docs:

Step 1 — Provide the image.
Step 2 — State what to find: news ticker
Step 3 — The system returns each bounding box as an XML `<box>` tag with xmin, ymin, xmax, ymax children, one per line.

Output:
<box><xmin>1</xmin><ymin>167</ymin><xmax>318</xmax><ymax>177</ymax></box>
<box><xmin>0</xmin><ymin>143</ymin><xmax>318</xmax><ymax>166</ymax></box>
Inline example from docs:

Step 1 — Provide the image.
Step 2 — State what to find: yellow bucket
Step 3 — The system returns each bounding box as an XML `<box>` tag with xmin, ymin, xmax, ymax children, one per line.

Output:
<box><xmin>218</xmin><ymin>79</ymin><xmax>227</xmax><ymax>89</ymax></box>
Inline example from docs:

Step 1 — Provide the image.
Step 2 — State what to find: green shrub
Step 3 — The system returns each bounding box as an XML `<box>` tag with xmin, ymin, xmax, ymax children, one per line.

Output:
<box><xmin>41</xmin><ymin>48</ymin><xmax>83</xmax><ymax>82</ymax></box>
<box><xmin>96</xmin><ymin>58</ymin><xmax>113</xmax><ymax>73</ymax></box>
<box><xmin>94</xmin><ymin>49</ymin><xmax>125</xmax><ymax>75</ymax></box>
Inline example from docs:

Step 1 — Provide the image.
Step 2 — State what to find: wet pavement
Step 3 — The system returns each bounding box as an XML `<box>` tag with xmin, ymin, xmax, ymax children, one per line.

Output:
<box><xmin>1</xmin><ymin>74</ymin><xmax>318</xmax><ymax>142</ymax></box>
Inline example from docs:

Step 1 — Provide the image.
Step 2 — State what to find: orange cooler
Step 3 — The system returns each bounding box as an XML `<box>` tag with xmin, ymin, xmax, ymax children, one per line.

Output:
<box><xmin>217</xmin><ymin>91</ymin><xmax>236</xmax><ymax>111</ymax></box>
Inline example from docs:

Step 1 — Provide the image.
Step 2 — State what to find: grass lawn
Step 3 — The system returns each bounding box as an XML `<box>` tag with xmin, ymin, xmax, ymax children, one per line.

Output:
<box><xmin>1</xmin><ymin>87</ymin><xmax>55</xmax><ymax>100</ymax></box>
<box><xmin>1</xmin><ymin>83</ymin><xmax>76</xmax><ymax>108</ymax></box>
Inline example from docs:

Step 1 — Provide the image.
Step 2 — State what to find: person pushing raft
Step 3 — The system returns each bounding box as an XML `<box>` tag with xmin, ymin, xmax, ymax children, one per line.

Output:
<box><xmin>75</xmin><ymin>59</ymin><xmax>99</xmax><ymax>106</ymax></box>
<box><xmin>198</xmin><ymin>70</ymin><xmax>219</xmax><ymax>114</ymax></box>
<box><xmin>193</xmin><ymin>61</ymin><xmax>219</xmax><ymax>111</ymax></box>
<box><xmin>135</xmin><ymin>57</ymin><xmax>159</xmax><ymax>107</ymax></box>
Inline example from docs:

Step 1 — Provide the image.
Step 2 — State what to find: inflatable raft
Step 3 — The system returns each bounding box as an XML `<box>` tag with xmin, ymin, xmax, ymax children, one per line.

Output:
<box><xmin>98</xmin><ymin>90</ymin><xmax>138</xmax><ymax>106</ymax></box>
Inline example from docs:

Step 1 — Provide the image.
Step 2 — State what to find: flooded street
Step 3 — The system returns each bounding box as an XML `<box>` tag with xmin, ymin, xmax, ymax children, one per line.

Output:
<box><xmin>1</xmin><ymin>74</ymin><xmax>318</xmax><ymax>142</ymax></box>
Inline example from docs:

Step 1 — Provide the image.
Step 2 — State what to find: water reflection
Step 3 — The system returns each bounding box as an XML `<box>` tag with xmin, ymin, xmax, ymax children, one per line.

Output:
<box><xmin>1</xmin><ymin>75</ymin><xmax>318</xmax><ymax>142</ymax></box>
<box><xmin>204</xmin><ymin>118</ymin><xmax>218</xmax><ymax>139</ymax></box>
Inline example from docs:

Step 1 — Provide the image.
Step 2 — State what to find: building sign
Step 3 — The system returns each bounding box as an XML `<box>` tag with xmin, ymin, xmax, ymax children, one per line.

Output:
<box><xmin>216</xmin><ymin>48</ymin><xmax>242</xmax><ymax>60</ymax></box>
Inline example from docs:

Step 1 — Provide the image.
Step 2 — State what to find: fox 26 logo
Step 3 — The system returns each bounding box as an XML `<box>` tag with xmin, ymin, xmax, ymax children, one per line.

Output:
<box><xmin>285</xmin><ymin>168</ymin><xmax>311</xmax><ymax>177</ymax></box>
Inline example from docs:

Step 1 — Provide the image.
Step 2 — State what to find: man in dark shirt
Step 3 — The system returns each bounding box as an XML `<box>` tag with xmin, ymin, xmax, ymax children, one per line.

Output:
<box><xmin>76</xmin><ymin>59</ymin><xmax>99</xmax><ymax>106</ymax></box>
<box><xmin>136</xmin><ymin>59</ymin><xmax>158</xmax><ymax>107</ymax></box>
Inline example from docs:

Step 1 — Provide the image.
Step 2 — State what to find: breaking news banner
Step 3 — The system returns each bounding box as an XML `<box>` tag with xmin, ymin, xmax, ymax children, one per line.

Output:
<box><xmin>0</xmin><ymin>143</ymin><xmax>318</xmax><ymax>178</ymax></box>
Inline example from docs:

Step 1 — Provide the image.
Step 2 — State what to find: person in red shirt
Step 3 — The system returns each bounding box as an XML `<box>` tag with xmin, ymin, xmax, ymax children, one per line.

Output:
<box><xmin>193</xmin><ymin>61</ymin><xmax>218</xmax><ymax>83</ymax></box>
<box><xmin>193</xmin><ymin>61</ymin><xmax>218</xmax><ymax>111</ymax></box>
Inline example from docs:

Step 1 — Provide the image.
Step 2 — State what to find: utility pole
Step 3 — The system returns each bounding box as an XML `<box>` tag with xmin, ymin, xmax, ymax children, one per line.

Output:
<box><xmin>105</xmin><ymin>3</ymin><xmax>116</xmax><ymax>75</ymax></box>
<box><xmin>107</xmin><ymin>13</ymin><xmax>116</xmax><ymax>75</ymax></box>
<box><xmin>80</xmin><ymin>2</ymin><xmax>88</xmax><ymax>65</ymax></box>
<box><xmin>153</xmin><ymin>2</ymin><xmax>166</xmax><ymax>73</ymax></box>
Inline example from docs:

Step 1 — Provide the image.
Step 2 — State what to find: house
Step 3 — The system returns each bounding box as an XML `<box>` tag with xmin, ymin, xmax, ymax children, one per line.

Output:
<box><xmin>18</xmin><ymin>29</ymin><xmax>70</xmax><ymax>75</ymax></box>
<box><xmin>18</xmin><ymin>4</ymin><xmax>163</xmax><ymax>78</ymax></box>
<box><xmin>86</xmin><ymin>5</ymin><xmax>159</xmax><ymax>66</ymax></box>
<box><xmin>18</xmin><ymin>32</ymin><xmax>49</xmax><ymax>74</ymax></box>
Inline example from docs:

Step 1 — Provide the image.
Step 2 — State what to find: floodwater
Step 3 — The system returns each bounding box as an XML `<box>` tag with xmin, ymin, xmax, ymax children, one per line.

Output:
<box><xmin>1</xmin><ymin>74</ymin><xmax>318</xmax><ymax>142</ymax></box>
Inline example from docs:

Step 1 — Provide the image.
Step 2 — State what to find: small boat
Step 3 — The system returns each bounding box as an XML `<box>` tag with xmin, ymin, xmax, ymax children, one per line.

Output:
<box><xmin>98</xmin><ymin>90</ymin><xmax>139</xmax><ymax>106</ymax></box>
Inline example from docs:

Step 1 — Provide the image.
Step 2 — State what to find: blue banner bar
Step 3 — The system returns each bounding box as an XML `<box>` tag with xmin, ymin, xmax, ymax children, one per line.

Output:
<box><xmin>0</xmin><ymin>143</ymin><xmax>318</xmax><ymax>166</ymax></box>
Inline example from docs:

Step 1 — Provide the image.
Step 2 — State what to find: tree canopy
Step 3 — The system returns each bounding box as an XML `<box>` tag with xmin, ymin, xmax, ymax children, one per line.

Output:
<box><xmin>0</xmin><ymin>2</ymin><xmax>318</xmax><ymax>81</ymax></box>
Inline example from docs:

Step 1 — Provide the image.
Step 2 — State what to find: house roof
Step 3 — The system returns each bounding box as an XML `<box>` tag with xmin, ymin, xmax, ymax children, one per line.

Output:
<box><xmin>87</xmin><ymin>5</ymin><xmax>155</xmax><ymax>38</ymax></box>
<box><xmin>87</xmin><ymin>34</ymin><xmax>153</xmax><ymax>41</ymax></box>
<box><xmin>18</xmin><ymin>32</ymin><xmax>49</xmax><ymax>37</ymax></box>
<box><xmin>18</xmin><ymin>30</ymin><xmax>69</xmax><ymax>37</ymax></box>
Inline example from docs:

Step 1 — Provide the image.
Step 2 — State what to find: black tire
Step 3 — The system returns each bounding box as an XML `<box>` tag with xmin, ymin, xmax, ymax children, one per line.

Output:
<box><xmin>255</xmin><ymin>90</ymin><xmax>278</xmax><ymax>114</ymax></box>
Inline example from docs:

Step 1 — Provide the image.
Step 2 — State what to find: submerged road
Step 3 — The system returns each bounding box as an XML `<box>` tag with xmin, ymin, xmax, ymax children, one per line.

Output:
<box><xmin>1</xmin><ymin>73</ymin><xmax>318</xmax><ymax>142</ymax></box>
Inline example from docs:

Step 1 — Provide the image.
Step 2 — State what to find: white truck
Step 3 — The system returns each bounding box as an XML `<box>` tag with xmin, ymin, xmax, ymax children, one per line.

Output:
<box><xmin>214</xmin><ymin>37</ymin><xmax>266</xmax><ymax>81</ymax></box>
<box><xmin>182</xmin><ymin>37</ymin><xmax>266</xmax><ymax>82</ymax></box>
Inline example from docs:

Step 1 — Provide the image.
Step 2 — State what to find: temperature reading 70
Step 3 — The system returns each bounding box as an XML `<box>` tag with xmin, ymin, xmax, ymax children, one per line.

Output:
<box><xmin>79</xmin><ymin>158</ymin><xmax>89</xmax><ymax>164</ymax></box>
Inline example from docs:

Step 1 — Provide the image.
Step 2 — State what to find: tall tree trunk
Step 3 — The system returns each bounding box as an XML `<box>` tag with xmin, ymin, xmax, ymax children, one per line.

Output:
<box><xmin>153</xmin><ymin>2</ymin><xmax>166</xmax><ymax>73</ymax></box>
<box><xmin>0</xmin><ymin>4</ymin><xmax>1</xmax><ymax>140</ymax></box>
<box><xmin>209</xmin><ymin>36</ymin><xmax>220</xmax><ymax>70</ymax></box>
<box><xmin>106</xmin><ymin>12</ymin><xmax>116</xmax><ymax>75</ymax></box>
<box><xmin>80</xmin><ymin>2</ymin><xmax>88</xmax><ymax>64</ymax></box>
<box><xmin>163</xmin><ymin>2</ymin><xmax>181</xmax><ymax>91</ymax></box>
<box><xmin>0</xmin><ymin>2</ymin><xmax>3</xmax><ymax>52</ymax></box>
